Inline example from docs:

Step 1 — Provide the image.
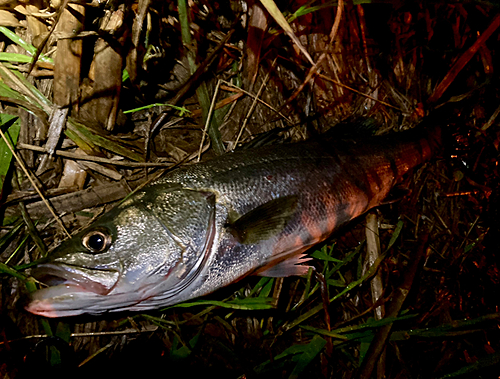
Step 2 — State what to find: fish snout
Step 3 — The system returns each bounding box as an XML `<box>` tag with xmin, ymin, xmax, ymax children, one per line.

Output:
<box><xmin>31</xmin><ymin>263</ymin><xmax>120</xmax><ymax>296</ymax></box>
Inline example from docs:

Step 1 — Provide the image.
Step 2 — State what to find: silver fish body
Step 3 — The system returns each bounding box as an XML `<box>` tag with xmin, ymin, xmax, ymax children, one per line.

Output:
<box><xmin>26</xmin><ymin>126</ymin><xmax>441</xmax><ymax>317</ymax></box>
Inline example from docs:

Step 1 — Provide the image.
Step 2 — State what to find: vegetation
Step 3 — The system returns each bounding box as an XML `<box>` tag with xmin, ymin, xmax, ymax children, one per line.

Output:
<box><xmin>0</xmin><ymin>1</ymin><xmax>498</xmax><ymax>378</ymax></box>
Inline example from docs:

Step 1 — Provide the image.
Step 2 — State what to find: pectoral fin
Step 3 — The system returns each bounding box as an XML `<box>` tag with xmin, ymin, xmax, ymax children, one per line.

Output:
<box><xmin>226</xmin><ymin>195</ymin><xmax>298</xmax><ymax>244</ymax></box>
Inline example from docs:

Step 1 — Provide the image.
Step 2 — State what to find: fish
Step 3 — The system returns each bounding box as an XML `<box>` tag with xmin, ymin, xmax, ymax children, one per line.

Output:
<box><xmin>25</xmin><ymin>124</ymin><xmax>443</xmax><ymax>317</ymax></box>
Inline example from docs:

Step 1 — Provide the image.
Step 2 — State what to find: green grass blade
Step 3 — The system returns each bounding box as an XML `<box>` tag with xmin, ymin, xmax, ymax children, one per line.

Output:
<box><xmin>258</xmin><ymin>277</ymin><xmax>275</xmax><ymax>298</ymax></box>
<box><xmin>177</xmin><ymin>0</ymin><xmax>224</xmax><ymax>155</ymax></box>
<box><xmin>254</xmin><ymin>335</ymin><xmax>326</xmax><ymax>375</ymax></box>
<box><xmin>196</xmin><ymin>84</ymin><xmax>225</xmax><ymax>154</ymax></box>
<box><xmin>4</xmin><ymin>220</ymin><xmax>37</xmax><ymax>265</ymax></box>
<box><xmin>169</xmin><ymin>336</ymin><xmax>192</xmax><ymax>360</ymax></box>
<box><xmin>329</xmin><ymin>251</ymin><xmax>385</xmax><ymax>303</ymax></box>
<box><xmin>310</xmin><ymin>246</ymin><xmax>343</xmax><ymax>263</ymax></box>
<box><xmin>0</xmin><ymin>62</ymin><xmax>51</xmax><ymax>113</ymax></box>
<box><xmin>384</xmin><ymin>219</ymin><xmax>404</xmax><ymax>253</ymax></box>
<box><xmin>5</xmin><ymin>232</ymin><xmax>30</xmax><ymax>265</ymax></box>
<box><xmin>0</xmin><ymin>219</ymin><xmax>23</xmax><ymax>254</ymax></box>
<box><xmin>0</xmin><ymin>261</ymin><xmax>27</xmax><ymax>280</ymax></box>
<box><xmin>55</xmin><ymin>322</ymin><xmax>72</xmax><ymax>343</ymax></box>
<box><xmin>124</xmin><ymin>103</ymin><xmax>190</xmax><ymax>116</ymax></box>
<box><xmin>1</xmin><ymin>63</ymin><xmax>142</xmax><ymax>161</ymax></box>
<box><xmin>326</xmin><ymin>278</ymin><xmax>346</xmax><ymax>287</ymax></box>
<box><xmin>122</xmin><ymin>69</ymin><xmax>129</xmax><ymax>82</ymax></box>
<box><xmin>301</xmin><ymin>314</ymin><xmax>417</xmax><ymax>341</ymax></box>
<box><xmin>10</xmin><ymin>69</ymin><xmax>52</xmax><ymax>110</ymax></box>
<box><xmin>66</xmin><ymin>119</ymin><xmax>144</xmax><ymax>161</ymax></box>
<box><xmin>391</xmin><ymin>312</ymin><xmax>500</xmax><ymax>339</ymax></box>
<box><xmin>289</xmin><ymin>2</ymin><xmax>338</xmax><ymax>23</ymax></box>
<box><xmin>18</xmin><ymin>203</ymin><xmax>47</xmax><ymax>256</ymax></box>
<box><xmin>25</xmin><ymin>279</ymin><xmax>60</xmax><ymax>365</ymax></box>
<box><xmin>327</xmin><ymin>242</ymin><xmax>363</xmax><ymax>277</ymax></box>
<box><xmin>247</xmin><ymin>276</ymin><xmax>274</xmax><ymax>297</ymax></box>
<box><xmin>438</xmin><ymin>350</ymin><xmax>500</xmax><ymax>378</ymax></box>
<box><xmin>168</xmin><ymin>329</ymin><xmax>202</xmax><ymax>361</ymax></box>
<box><xmin>0</xmin><ymin>81</ymin><xmax>30</xmax><ymax>102</ymax></box>
<box><xmin>0</xmin><ymin>26</ymin><xmax>37</xmax><ymax>55</ymax></box>
<box><xmin>0</xmin><ymin>26</ymin><xmax>53</xmax><ymax>64</ymax></box>
<box><xmin>0</xmin><ymin>114</ymin><xmax>20</xmax><ymax>196</ymax></box>
<box><xmin>284</xmin><ymin>246</ymin><xmax>383</xmax><ymax>332</ymax></box>
<box><xmin>63</xmin><ymin>124</ymin><xmax>98</xmax><ymax>155</ymax></box>
<box><xmin>0</xmin><ymin>52</ymin><xmax>36</xmax><ymax>63</ymax></box>
<box><xmin>166</xmin><ymin>296</ymin><xmax>275</xmax><ymax>310</ymax></box>
<box><xmin>289</xmin><ymin>335</ymin><xmax>327</xmax><ymax>379</ymax></box>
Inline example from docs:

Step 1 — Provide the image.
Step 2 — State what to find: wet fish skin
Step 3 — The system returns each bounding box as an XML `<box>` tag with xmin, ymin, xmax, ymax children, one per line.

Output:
<box><xmin>26</xmin><ymin>125</ymin><xmax>442</xmax><ymax>317</ymax></box>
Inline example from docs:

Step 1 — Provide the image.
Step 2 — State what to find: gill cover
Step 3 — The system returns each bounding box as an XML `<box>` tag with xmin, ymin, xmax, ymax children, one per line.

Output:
<box><xmin>122</xmin><ymin>184</ymin><xmax>217</xmax><ymax>303</ymax></box>
<box><xmin>27</xmin><ymin>184</ymin><xmax>217</xmax><ymax>316</ymax></box>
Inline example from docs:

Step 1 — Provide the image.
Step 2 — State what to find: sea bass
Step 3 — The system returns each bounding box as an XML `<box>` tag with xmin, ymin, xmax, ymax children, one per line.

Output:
<box><xmin>26</xmin><ymin>125</ymin><xmax>442</xmax><ymax>317</ymax></box>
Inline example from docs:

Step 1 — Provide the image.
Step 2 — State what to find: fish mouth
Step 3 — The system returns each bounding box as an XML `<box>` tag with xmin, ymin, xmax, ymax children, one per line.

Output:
<box><xmin>25</xmin><ymin>263</ymin><xmax>121</xmax><ymax>317</ymax></box>
<box><xmin>31</xmin><ymin>263</ymin><xmax>119</xmax><ymax>296</ymax></box>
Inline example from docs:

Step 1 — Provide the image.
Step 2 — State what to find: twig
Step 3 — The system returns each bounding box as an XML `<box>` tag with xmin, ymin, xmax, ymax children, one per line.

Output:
<box><xmin>17</xmin><ymin>143</ymin><xmax>174</xmax><ymax>167</ymax></box>
<box><xmin>317</xmin><ymin>73</ymin><xmax>402</xmax><ymax>111</ymax></box>
<box><xmin>198</xmin><ymin>79</ymin><xmax>221</xmax><ymax>161</ymax></box>
<box><xmin>279</xmin><ymin>0</ymin><xmax>343</xmax><ymax>108</ymax></box>
<box><xmin>6</xmin><ymin>182</ymin><xmax>130</xmax><ymax>219</ymax></box>
<box><xmin>27</xmin><ymin>0</ymin><xmax>70</xmax><ymax>76</ymax></box>
<box><xmin>169</xmin><ymin>28</ymin><xmax>236</xmax><ymax>107</ymax></box>
<box><xmin>234</xmin><ymin>63</ymin><xmax>274</xmax><ymax>147</ymax></box>
<box><xmin>365</xmin><ymin>213</ymin><xmax>385</xmax><ymax>320</ymax></box>
<box><xmin>0</xmin><ymin>325</ymin><xmax>159</xmax><ymax>345</ymax></box>
<box><xmin>355</xmin><ymin>233</ymin><xmax>429</xmax><ymax>379</ymax></box>
<box><xmin>0</xmin><ymin>128</ymin><xmax>71</xmax><ymax>238</ymax></box>
<box><xmin>428</xmin><ymin>13</ymin><xmax>500</xmax><ymax>104</ymax></box>
<box><xmin>220</xmin><ymin>80</ymin><xmax>293</xmax><ymax>124</ymax></box>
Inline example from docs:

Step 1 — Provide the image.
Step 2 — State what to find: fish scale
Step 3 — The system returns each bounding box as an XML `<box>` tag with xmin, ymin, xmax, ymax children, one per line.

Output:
<box><xmin>26</xmin><ymin>125</ymin><xmax>442</xmax><ymax>317</ymax></box>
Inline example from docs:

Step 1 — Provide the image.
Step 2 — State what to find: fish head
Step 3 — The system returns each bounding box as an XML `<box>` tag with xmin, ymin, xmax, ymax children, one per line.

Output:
<box><xmin>26</xmin><ymin>184</ymin><xmax>216</xmax><ymax>317</ymax></box>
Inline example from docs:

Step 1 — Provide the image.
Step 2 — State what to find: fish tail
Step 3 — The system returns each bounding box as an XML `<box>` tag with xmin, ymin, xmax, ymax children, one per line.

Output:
<box><xmin>412</xmin><ymin>124</ymin><xmax>444</xmax><ymax>164</ymax></box>
<box><xmin>412</xmin><ymin>109</ymin><xmax>460</xmax><ymax>160</ymax></box>
<box><xmin>422</xmin><ymin>124</ymin><xmax>444</xmax><ymax>157</ymax></box>
<box><xmin>387</xmin><ymin>122</ymin><xmax>445</xmax><ymax>171</ymax></box>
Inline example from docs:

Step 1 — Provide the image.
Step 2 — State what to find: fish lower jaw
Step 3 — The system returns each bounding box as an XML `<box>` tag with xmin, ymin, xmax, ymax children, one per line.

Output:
<box><xmin>25</xmin><ymin>283</ymin><xmax>95</xmax><ymax>317</ymax></box>
<box><xmin>32</xmin><ymin>264</ymin><xmax>117</xmax><ymax>296</ymax></box>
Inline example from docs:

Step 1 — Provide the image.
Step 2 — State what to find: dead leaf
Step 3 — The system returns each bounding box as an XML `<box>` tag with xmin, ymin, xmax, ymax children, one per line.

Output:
<box><xmin>259</xmin><ymin>0</ymin><xmax>314</xmax><ymax>65</ymax></box>
<box><xmin>0</xmin><ymin>0</ymin><xmax>17</xmax><ymax>7</ymax></box>
<box><xmin>0</xmin><ymin>9</ymin><xmax>22</xmax><ymax>28</ymax></box>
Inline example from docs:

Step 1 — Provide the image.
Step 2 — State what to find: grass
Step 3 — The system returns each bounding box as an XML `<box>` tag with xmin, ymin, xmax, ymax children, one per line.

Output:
<box><xmin>0</xmin><ymin>1</ymin><xmax>499</xmax><ymax>378</ymax></box>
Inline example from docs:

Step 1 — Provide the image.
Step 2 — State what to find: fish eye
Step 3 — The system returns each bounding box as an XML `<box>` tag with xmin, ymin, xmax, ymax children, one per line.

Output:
<box><xmin>82</xmin><ymin>228</ymin><xmax>112</xmax><ymax>253</ymax></box>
